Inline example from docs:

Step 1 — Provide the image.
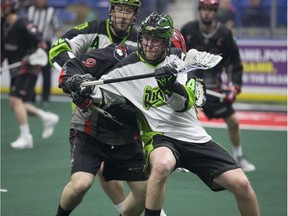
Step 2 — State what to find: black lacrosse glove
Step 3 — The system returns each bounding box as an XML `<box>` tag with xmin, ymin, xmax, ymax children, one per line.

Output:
<box><xmin>66</xmin><ymin>74</ymin><xmax>94</xmax><ymax>111</ymax></box>
<box><xmin>71</xmin><ymin>91</ymin><xmax>93</xmax><ymax>111</ymax></box>
<box><xmin>66</xmin><ymin>73</ymin><xmax>94</xmax><ymax>94</ymax></box>
<box><xmin>155</xmin><ymin>65</ymin><xmax>178</xmax><ymax>93</ymax></box>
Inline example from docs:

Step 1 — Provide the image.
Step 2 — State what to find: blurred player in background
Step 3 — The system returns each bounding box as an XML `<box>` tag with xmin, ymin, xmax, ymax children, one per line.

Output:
<box><xmin>1</xmin><ymin>0</ymin><xmax>59</xmax><ymax>150</ymax></box>
<box><xmin>26</xmin><ymin>0</ymin><xmax>63</xmax><ymax>107</ymax></box>
<box><xmin>181</xmin><ymin>0</ymin><xmax>256</xmax><ymax>172</ymax></box>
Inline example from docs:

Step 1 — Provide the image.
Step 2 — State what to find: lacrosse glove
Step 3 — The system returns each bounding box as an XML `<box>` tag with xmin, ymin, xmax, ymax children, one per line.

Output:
<box><xmin>155</xmin><ymin>65</ymin><xmax>178</xmax><ymax>93</ymax></box>
<box><xmin>66</xmin><ymin>74</ymin><xmax>94</xmax><ymax>111</ymax></box>
<box><xmin>66</xmin><ymin>73</ymin><xmax>94</xmax><ymax>94</ymax></box>
<box><xmin>71</xmin><ymin>91</ymin><xmax>92</xmax><ymax>111</ymax></box>
<box><xmin>224</xmin><ymin>84</ymin><xmax>241</xmax><ymax>104</ymax></box>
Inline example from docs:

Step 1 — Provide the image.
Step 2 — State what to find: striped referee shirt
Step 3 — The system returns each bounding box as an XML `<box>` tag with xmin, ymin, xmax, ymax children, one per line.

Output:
<box><xmin>27</xmin><ymin>5</ymin><xmax>62</xmax><ymax>42</ymax></box>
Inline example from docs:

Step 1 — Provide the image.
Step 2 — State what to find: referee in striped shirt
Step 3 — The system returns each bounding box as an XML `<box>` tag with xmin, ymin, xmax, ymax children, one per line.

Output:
<box><xmin>26</xmin><ymin>0</ymin><xmax>62</xmax><ymax>107</ymax></box>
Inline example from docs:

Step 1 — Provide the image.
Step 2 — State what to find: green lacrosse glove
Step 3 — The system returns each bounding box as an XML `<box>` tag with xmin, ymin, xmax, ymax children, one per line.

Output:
<box><xmin>155</xmin><ymin>65</ymin><xmax>178</xmax><ymax>93</ymax></box>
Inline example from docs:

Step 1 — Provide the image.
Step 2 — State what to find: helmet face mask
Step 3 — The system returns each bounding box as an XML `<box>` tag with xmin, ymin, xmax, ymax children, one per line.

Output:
<box><xmin>141</xmin><ymin>34</ymin><xmax>166</xmax><ymax>62</ymax></box>
<box><xmin>109</xmin><ymin>0</ymin><xmax>141</xmax><ymax>37</ymax></box>
<box><xmin>138</xmin><ymin>12</ymin><xmax>174</xmax><ymax>64</ymax></box>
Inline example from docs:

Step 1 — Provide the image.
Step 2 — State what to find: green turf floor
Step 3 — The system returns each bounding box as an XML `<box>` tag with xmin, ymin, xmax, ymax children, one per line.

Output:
<box><xmin>1</xmin><ymin>99</ymin><xmax>287</xmax><ymax>216</ymax></box>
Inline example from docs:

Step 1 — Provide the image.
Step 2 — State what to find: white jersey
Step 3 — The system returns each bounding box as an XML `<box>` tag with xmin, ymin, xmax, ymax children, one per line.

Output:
<box><xmin>92</xmin><ymin>51</ymin><xmax>211</xmax><ymax>143</ymax></box>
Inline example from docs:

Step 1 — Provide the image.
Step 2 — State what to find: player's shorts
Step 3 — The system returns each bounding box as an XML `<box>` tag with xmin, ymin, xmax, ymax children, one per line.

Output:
<box><xmin>150</xmin><ymin>134</ymin><xmax>240</xmax><ymax>191</ymax></box>
<box><xmin>10</xmin><ymin>73</ymin><xmax>38</xmax><ymax>102</ymax></box>
<box><xmin>202</xmin><ymin>95</ymin><xmax>235</xmax><ymax>119</ymax></box>
<box><xmin>69</xmin><ymin>129</ymin><xmax>148</xmax><ymax>181</ymax></box>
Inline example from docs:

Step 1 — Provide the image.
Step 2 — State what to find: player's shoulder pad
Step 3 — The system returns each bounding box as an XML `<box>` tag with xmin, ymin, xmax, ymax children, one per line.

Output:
<box><xmin>217</xmin><ymin>23</ymin><xmax>234</xmax><ymax>37</ymax></box>
<box><xmin>111</xmin><ymin>52</ymin><xmax>140</xmax><ymax>70</ymax></box>
<box><xmin>182</xmin><ymin>20</ymin><xmax>198</xmax><ymax>31</ymax></box>
<box><xmin>63</xmin><ymin>19</ymin><xmax>105</xmax><ymax>38</ymax></box>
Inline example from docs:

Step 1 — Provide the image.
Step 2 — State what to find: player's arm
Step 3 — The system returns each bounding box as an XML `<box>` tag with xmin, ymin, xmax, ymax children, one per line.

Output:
<box><xmin>59</xmin><ymin>45</ymin><xmax>121</xmax><ymax>94</ymax></box>
<box><xmin>49</xmin><ymin>21</ymin><xmax>99</xmax><ymax>71</ymax></box>
<box><xmin>154</xmin><ymin>65</ymin><xmax>195</xmax><ymax>112</ymax></box>
<box><xmin>24</xmin><ymin>22</ymin><xmax>42</xmax><ymax>53</ymax></box>
<box><xmin>227</xmin><ymin>34</ymin><xmax>243</xmax><ymax>88</ymax></box>
<box><xmin>224</xmin><ymin>32</ymin><xmax>243</xmax><ymax>103</ymax></box>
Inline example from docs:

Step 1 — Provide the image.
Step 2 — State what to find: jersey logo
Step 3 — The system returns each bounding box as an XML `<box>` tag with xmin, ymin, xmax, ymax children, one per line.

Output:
<box><xmin>143</xmin><ymin>86</ymin><xmax>166</xmax><ymax>110</ymax></box>
<box><xmin>82</xmin><ymin>58</ymin><xmax>96</xmax><ymax>67</ymax></box>
<box><xmin>114</xmin><ymin>44</ymin><xmax>128</xmax><ymax>61</ymax></box>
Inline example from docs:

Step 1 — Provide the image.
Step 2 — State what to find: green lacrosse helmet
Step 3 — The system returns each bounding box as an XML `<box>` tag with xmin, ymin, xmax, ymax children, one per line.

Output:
<box><xmin>139</xmin><ymin>12</ymin><xmax>174</xmax><ymax>44</ymax></box>
<box><xmin>138</xmin><ymin>12</ymin><xmax>174</xmax><ymax>64</ymax></box>
<box><xmin>109</xmin><ymin>0</ymin><xmax>141</xmax><ymax>8</ymax></box>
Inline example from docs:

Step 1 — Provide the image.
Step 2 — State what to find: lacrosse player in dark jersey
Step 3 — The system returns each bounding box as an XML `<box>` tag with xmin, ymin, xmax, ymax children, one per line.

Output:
<box><xmin>49</xmin><ymin>1</ymin><xmax>154</xmax><ymax>215</ymax></box>
<box><xmin>181</xmin><ymin>0</ymin><xmax>256</xmax><ymax>172</ymax></box>
<box><xmin>1</xmin><ymin>0</ymin><xmax>59</xmax><ymax>150</ymax></box>
<box><xmin>57</xmin><ymin>44</ymin><xmax>148</xmax><ymax>216</ymax></box>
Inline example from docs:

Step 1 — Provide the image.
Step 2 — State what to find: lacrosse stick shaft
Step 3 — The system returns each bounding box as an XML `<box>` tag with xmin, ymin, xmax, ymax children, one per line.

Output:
<box><xmin>206</xmin><ymin>89</ymin><xmax>225</xmax><ymax>99</ymax></box>
<box><xmin>80</xmin><ymin>65</ymin><xmax>197</xmax><ymax>87</ymax></box>
<box><xmin>89</xmin><ymin>104</ymin><xmax>127</xmax><ymax>127</ymax></box>
<box><xmin>82</xmin><ymin>72</ymin><xmax>157</xmax><ymax>87</ymax></box>
<box><xmin>81</xmin><ymin>49</ymin><xmax>222</xmax><ymax>87</ymax></box>
<box><xmin>0</xmin><ymin>48</ymin><xmax>48</xmax><ymax>73</ymax></box>
<box><xmin>0</xmin><ymin>62</ymin><xmax>22</xmax><ymax>72</ymax></box>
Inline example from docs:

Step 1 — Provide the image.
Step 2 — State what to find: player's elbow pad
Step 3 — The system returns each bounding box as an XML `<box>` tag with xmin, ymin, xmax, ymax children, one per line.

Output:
<box><xmin>167</xmin><ymin>85</ymin><xmax>195</xmax><ymax>112</ymax></box>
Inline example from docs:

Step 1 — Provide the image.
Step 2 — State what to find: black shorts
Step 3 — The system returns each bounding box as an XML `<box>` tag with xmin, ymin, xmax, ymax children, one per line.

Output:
<box><xmin>10</xmin><ymin>74</ymin><xmax>37</xmax><ymax>102</ymax></box>
<box><xmin>202</xmin><ymin>95</ymin><xmax>235</xmax><ymax>119</ymax></box>
<box><xmin>69</xmin><ymin>129</ymin><xmax>148</xmax><ymax>181</ymax></box>
<box><xmin>152</xmin><ymin>135</ymin><xmax>240</xmax><ymax>191</ymax></box>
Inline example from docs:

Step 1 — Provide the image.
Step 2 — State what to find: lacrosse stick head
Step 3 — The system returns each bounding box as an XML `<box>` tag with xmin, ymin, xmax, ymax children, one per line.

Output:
<box><xmin>28</xmin><ymin>48</ymin><xmax>48</xmax><ymax>66</ymax></box>
<box><xmin>194</xmin><ymin>78</ymin><xmax>206</xmax><ymax>107</ymax></box>
<box><xmin>179</xmin><ymin>49</ymin><xmax>222</xmax><ymax>72</ymax></box>
<box><xmin>186</xmin><ymin>77</ymin><xmax>206</xmax><ymax>108</ymax></box>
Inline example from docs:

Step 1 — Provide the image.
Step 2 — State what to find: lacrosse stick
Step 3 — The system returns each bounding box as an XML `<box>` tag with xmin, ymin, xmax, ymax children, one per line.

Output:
<box><xmin>80</xmin><ymin>49</ymin><xmax>222</xmax><ymax>87</ymax></box>
<box><xmin>0</xmin><ymin>48</ymin><xmax>48</xmax><ymax>73</ymax></box>
<box><xmin>206</xmin><ymin>89</ymin><xmax>225</xmax><ymax>99</ymax></box>
<box><xmin>89</xmin><ymin>104</ymin><xmax>127</xmax><ymax>128</ymax></box>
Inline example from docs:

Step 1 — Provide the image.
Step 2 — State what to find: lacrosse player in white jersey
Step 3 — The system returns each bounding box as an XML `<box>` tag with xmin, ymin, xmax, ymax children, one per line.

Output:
<box><xmin>69</xmin><ymin>12</ymin><xmax>260</xmax><ymax>216</ymax></box>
